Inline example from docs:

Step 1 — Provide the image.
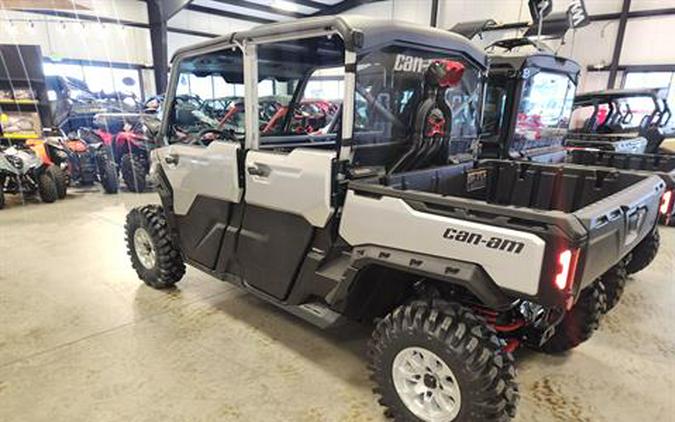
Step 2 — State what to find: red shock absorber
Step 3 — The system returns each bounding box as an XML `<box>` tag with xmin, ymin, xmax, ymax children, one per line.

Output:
<box><xmin>472</xmin><ymin>306</ymin><xmax>525</xmax><ymax>353</ymax></box>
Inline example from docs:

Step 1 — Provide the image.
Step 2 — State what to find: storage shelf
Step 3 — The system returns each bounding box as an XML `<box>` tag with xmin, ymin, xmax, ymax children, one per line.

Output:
<box><xmin>1</xmin><ymin>132</ymin><xmax>40</xmax><ymax>140</ymax></box>
<box><xmin>0</xmin><ymin>99</ymin><xmax>39</xmax><ymax>105</ymax></box>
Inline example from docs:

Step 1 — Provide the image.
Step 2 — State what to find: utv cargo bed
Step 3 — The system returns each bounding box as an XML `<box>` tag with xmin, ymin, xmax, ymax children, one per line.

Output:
<box><xmin>566</xmin><ymin>133</ymin><xmax>648</xmax><ymax>154</ymax></box>
<box><xmin>347</xmin><ymin>160</ymin><xmax>665</xmax><ymax>300</ymax></box>
<box><xmin>568</xmin><ymin>149</ymin><xmax>675</xmax><ymax>223</ymax></box>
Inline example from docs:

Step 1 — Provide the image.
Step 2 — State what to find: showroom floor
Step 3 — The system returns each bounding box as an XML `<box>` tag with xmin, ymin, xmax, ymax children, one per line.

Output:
<box><xmin>0</xmin><ymin>190</ymin><xmax>673</xmax><ymax>422</ymax></box>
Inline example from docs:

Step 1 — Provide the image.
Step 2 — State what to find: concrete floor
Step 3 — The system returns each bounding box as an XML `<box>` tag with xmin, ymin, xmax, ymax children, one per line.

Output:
<box><xmin>0</xmin><ymin>190</ymin><xmax>673</xmax><ymax>422</ymax></box>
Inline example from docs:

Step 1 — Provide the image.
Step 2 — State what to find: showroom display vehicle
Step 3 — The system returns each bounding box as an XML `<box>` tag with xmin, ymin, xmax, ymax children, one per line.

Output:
<box><xmin>0</xmin><ymin>142</ymin><xmax>61</xmax><ymax>208</ymax></box>
<box><xmin>566</xmin><ymin>88</ymin><xmax>672</xmax><ymax>154</ymax></box>
<box><xmin>85</xmin><ymin>113</ymin><xmax>161</xmax><ymax>192</ymax></box>
<box><xmin>481</xmin><ymin>38</ymin><xmax>668</xmax><ymax>285</ymax></box>
<box><xmin>124</xmin><ymin>17</ymin><xmax>666</xmax><ymax>422</ymax></box>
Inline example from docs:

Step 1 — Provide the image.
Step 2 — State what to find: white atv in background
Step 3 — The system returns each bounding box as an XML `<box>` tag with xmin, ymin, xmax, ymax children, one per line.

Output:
<box><xmin>124</xmin><ymin>16</ymin><xmax>665</xmax><ymax>422</ymax></box>
<box><xmin>0</xmin><ymin>143</ymin><xmax>63</xmax><ymax>209</ymax></box>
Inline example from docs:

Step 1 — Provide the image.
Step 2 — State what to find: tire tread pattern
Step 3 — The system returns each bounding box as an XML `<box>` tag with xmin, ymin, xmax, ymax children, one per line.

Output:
<box><xmin>368</xmin><ymin>301</ymin><xmax>519</xmax><ymax>421</ymax></box>
<box><xmin>125</xmin><ymin>205</ymin><xmax>185</xmax><ymax>288</ymax></box>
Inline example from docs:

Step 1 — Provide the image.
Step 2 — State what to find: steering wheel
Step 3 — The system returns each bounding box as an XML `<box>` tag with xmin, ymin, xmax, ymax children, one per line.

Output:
<box><xmin>192</xmin><ymin>128</ymin><xmax>236</xmax><ymax>147</ymax></box>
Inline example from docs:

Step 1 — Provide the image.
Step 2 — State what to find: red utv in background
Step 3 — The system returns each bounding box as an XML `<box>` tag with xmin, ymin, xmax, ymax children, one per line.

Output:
<box><xmin>80</xmin><ymin>113</ymin><xmax>161</xmax><ymax>192</ymax></box>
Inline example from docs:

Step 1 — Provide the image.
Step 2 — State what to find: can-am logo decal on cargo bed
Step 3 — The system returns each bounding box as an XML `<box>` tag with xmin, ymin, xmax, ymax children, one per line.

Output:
<box><xmin>443</xmin><ymin>228</ymin><xmax>525</xmax><ymax>254</ymax></box>
<box><xmin>394</xmin><ymin>54</ymin><xmax>435</xmax><ymax>73</ymax></box>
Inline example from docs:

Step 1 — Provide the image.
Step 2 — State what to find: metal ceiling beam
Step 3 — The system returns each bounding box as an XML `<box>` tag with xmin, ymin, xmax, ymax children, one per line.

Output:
<box><xmin>607</xmin><ymin>0</ymin><xmax>631</xmax><ymax>89</ymax></box>
<box><xmin>471</xmin><ymin>6</ymin><xmax>675</xmax><ymax>32</ymax></box>
<box><xmin>311</xmin><ymin>0</ymin><xmax>385</xmax><ymax>16</ymax></box>
<box><xmin>186</xmin><ymin>4</ymin><xmax>275</xmax><ymax>24</ymax></box>
<box><xmin>208</xmin><ymin>0</ymin><xmax>306</xmax><ymax>18</ymax></box>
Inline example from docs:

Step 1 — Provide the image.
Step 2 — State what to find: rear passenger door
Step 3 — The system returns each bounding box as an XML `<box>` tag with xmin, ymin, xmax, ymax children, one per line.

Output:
<box><xmin>234</xmin><ymin>36</ymin><xmax>344</xmax><ymax>301</ymax></box>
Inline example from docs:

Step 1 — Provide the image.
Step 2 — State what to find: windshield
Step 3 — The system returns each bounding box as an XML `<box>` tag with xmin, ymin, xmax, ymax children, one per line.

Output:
<box><xmin>513</xmin><ymin>70</ymin><xmax>575</xmax><ymax>149</ymax></box>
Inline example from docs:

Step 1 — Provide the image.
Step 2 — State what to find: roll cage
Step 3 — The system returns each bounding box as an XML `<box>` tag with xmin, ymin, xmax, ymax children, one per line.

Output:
<box><xmin>572</xmin><ymin>89</ymin><xmax>670</xmax><ymax>134</ymax></box>
<box><xmin>160</xmin><ymin>16</ymin><xmax>488</xmax><ymax>167</ymax></box>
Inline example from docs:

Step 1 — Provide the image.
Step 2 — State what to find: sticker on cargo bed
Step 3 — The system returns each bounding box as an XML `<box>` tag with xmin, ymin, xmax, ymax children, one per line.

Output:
<box><xmin>443</xmin><ymin>228</ymin><xmax>525</xmax><ymax>254</ymax></box>
<box><xmin>465</xmin><ymin>168</ymin><xmax>487</xmax><ymax>192</ymax></box>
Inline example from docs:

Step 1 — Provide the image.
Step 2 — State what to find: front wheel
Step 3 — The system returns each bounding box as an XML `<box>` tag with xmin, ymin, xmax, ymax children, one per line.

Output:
<box><xmin>37</xmin><ymin>170</ymin><xmax>59</xmax><ymax>203</ymax></box>
<box><xmin>45</xmin><ymin>165</ymin><xmax>67</xmax><ymax>199</ymax></box>
<box><xmin>120</xmin><ymin>154</ymin><xmax>147</xmax><ymax>192</ymax></box>
<box><xmin>98</xmin><ymin>155</ymin><xmax>118</xmax><ymax>194</ymax></box>
<box><xmin>625</xmin><ymin>228</ymin><xmax>660</xmax><ymax>275</ymax></box>
<box><xmin>0</xmin><ymin>188</ymin><xmax>4</xmax><ymax>209</ymax></box>
<box><xmin>369</xmin><ymin>302</ymin><xmax>519</xmax><ymax>421</ymax></box>
<box><xmin>125</xmin><ymin>205</ymin><xmax>185</xmax><ymax>288</ymax></box>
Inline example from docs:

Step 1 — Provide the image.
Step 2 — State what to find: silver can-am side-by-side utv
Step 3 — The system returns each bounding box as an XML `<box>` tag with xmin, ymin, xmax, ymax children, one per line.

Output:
<box><xmin>124</xmin><ymin>16</ymin><xmax>665</xmax><ymax>421</ymax></box>
<box><xmin>479</xmin><ymin>38</ymin><xmax>669</xmax><ymax>311</ymax></box>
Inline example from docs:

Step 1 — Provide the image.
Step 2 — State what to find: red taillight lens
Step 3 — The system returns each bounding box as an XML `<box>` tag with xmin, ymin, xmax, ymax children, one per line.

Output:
<box><xmin>660</xmin><ymin>190</ymin><xmax>672</xmax><ymax>216</ymax></box>
<box><xmin>554</xmin><ymin>248</ymin><xmax>579</xmax><ymax>291</ymax></box>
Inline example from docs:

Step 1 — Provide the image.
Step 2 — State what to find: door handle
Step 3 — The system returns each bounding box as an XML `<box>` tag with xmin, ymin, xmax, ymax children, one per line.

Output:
<box><xmin>164</xmin><ymin>154</ymin><xmax>179</xmax><ymax>165</ymax></box>
<box><xmin>247</xmin><ymin>163</ymin><xmax>270</xmax><ymax>177</ymax></box>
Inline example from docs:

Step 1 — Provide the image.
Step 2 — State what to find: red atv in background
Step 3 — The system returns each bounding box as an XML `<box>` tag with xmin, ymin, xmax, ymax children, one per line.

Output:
<box><xmin>82</xmin><ymin>113</ymin><xmax>161</xmax><ymax>192</ymax></box>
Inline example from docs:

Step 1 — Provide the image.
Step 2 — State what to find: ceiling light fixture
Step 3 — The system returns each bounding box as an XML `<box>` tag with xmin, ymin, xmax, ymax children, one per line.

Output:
<box><xmin>271</xmin><ymin>0</ymin><xmax>299</xmax><ymax>13</ymax></box>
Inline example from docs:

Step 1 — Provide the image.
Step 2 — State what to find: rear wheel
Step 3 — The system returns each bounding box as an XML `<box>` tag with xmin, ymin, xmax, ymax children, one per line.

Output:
<box><xmin>369</xmin><ymin>301</ymin><xmax>519</xmax><ymax>421</ymax></box>
<box><xmin>0</xmin><ymin>188</ymin><xmax>4</xmax><ymax>209</ymax></box>
<box><xmin>37</xmin><ymin>170</ymin><xmax>59</xmax><ymax>203</ymax></box>
<box><xmin>535</xmin><ymin>280</ymin><xmax>606</xmax><ymax>354</ymax></box>
<box><xmin>120</xmin><ymin>154</ymin><xmax>146</xmax><ymax>192</ymax></box>
<box><xmin>98</xmin><ymin>155</ymin><xmax>118</xmax><ymax>194</ymax></box>
<box><xmin>626</xmin><ymin>228</ymin><xmax>660</xmax><ymax>275</ymax></box>
<box><xmin>46</xmin><ymin>165</ymin><xmax>67</xmax><ymax>199</ymax></box>
<box><xmin>125</xmin><ymin>205</ymin><xmax>185</xmax><ymax>288</ymax></box>
<box><xmin>598</xmin><ymin>260</ymin><xmax>627</xmax><ymax>313</ymax></box>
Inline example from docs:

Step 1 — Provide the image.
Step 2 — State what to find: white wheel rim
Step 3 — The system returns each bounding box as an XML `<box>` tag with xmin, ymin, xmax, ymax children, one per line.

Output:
<box><xmin>133</xmin><ymin>227</ymin><xmax>156</xmax><ymax>269</ymax></box>
<box><xmin>392</xmin><ymin>347</ymin><xmax>462</xmax><ymax>422</ymax></box>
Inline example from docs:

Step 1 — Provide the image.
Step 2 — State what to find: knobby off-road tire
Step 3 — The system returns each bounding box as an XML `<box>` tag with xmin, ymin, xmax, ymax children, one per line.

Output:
<box><xmin>626</xmin><ymin>228</ymin><xmax>660</xmax><ymax>275</ymax></box>
<box><xmin>125</xmin><ymin>205</ymin><xmax>185</xmax><ymax>289</ymax></box>
<box><xmin>37</xmin><ymin>170</ymin><xmax>59</xmax><ymax>203</ymax></box>
<box><xmin>536</xmin><ymin>281</ymin><xmax>606</xmax><ymax>354</ymax></box>
<box><xmin>120</xmin><ymin>154</ymin><xmax>147</xmax><ymax>193</ymax></box>
<box><xmin>46</xmin><ymin>165</ymin><xmax>67</xmax><ymax>199</ymax></box>
<box><xmin>369</xmin><ymin>301</ymin><xmax>519</xmax><ymax>422</ymax></box>
<box><xmin>98</xmin><ymin>155</ymin><xmax>118</xmax><ymax>194</ymax></box>
<box><xmin>598</xmin><ymin>260</ymin><xmax>628</xmax><ymax>313</ymax></box>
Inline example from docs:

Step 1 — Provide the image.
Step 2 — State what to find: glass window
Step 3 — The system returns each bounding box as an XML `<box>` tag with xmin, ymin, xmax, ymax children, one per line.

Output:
<box><xmin>514</xmin><ymin>71</ymin><xmax>575</xmax><ymax>149</ymax></box>
<box><xmin>354</xmin><ymin>46</ymin><xmax>482</xmax><ymax>156</ymax></box>
<box><xmin>255</xmin><ymin>35</ymin><xmax>344</xmax><ymax>141</ymax></box>
<box><xmin>482</xmin><ymin>81</ymin><xmax>508</xmax><ymax>138</ymax></box>
<box><xmin>168</xmin><ymin>47</ymin><xmax>244</xmax><ymax>144</ymax></box>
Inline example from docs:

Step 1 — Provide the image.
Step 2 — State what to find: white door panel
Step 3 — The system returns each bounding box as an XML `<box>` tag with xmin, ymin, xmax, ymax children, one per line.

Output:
<box><xmin>339</xmin><ymin>191</ymin><xmax>546</xmax><ymax>295</ymax></box>
<box><xmin>245</xmin><ymin>149</ymin><xmax>335</xmax><ymax>227</ymax></box>
<box><xmin>154</xmin><ymin>141</ymin><xmax>242</xmax><ymax>215</ymax></box>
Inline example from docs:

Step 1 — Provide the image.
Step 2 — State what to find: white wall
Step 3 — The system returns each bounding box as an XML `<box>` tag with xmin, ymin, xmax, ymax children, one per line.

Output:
<box><xmin>0</xmin><ymin>2</ymin><xmax>151</xmax><ymax>64</ymax></box>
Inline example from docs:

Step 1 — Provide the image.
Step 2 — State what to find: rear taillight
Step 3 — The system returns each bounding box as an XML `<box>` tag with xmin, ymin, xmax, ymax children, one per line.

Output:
<box><xmin>660</xmin><ymin>190</ymin><xmax>673</xmax><ymax>216</ymax></box>
<box><xmin>554</xmin><ymin>248</ymin><xmax>579</xmax><ymax>291</ymax></box>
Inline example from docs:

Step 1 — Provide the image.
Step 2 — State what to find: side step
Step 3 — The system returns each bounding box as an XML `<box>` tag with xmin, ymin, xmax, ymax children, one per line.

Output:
<box><xmin>287</xmin><ymin>302</ymin><xmax>345</xmax><ymax>329</ymax></box>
